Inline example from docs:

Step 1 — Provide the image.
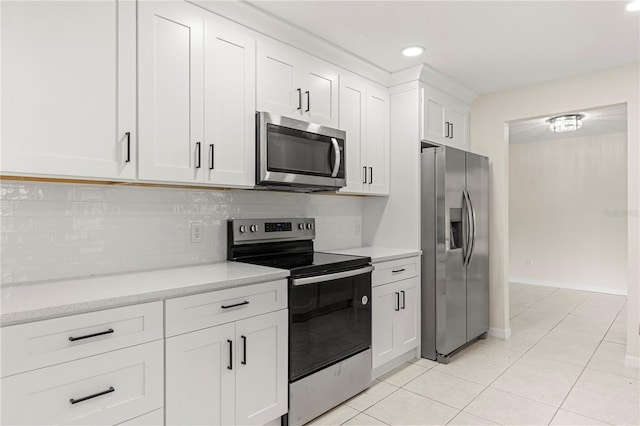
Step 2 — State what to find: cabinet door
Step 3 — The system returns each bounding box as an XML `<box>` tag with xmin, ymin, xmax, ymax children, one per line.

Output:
<box><xmin>338</xmin><ymin>75</ymin><xmax>366</xmax><ymax>194</ymax></box>
<box><xmin>365</xmin><ymin>84</ymin><xmax>390</xmax><ymax>195</ymax></box>
<box><xmin>394</xmin><ymin>278</ymin><xmax>419</xmax><ymax>353</ymax></box>
<box><xmin>256</xmin><ymin>41</ymin><xmax>302</xmax><ymax>119</ymax></box>
<box><xmin>203</xmin><ymin>18</ymin><xmax>256</xmax><ymax>187</ymax></box>
<box><xmin>303</xmin><ymin>57</ymin><xmax>339</xmax><ymax>127</ymax></box>
<box><xmin>446</xmin><ymin>106</ymin><xmax>468</xmax><ymax>150</ymax></box>
<box><xmin>371</xmin><ymin>284</ymin><xmax>397</xmax><ymax>369</ymax></box>
<box><xmin>138</xmin><ymin>1</ymin><xmax>205</xmax><ymax>183</ymax></box>
<box><xmin>165</xmin><ymin>323</ymin><xmax>235</xmax><ymax>426</ymax></box>
<box><xmin>1</xmin><ymin>0</ymin><xmax>135</xmax><ymax>180</ymax></box>
<box><xmin>235</xmin><ymin>310</ymin><xmax>288</xmax><ymax>425</ymax></box>
<box><xmin>422</xmin><ymin>90</ymin><xmax>447</xmax><ymax>144</ymax></box>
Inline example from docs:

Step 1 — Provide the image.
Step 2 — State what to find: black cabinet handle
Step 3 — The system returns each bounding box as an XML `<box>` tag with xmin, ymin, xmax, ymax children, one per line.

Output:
<box><xmin>241</xmin><ymin>335</ymin><xmax>247</xmax><ymax>365</ymax></box>
<box><xmin>209</xmin><ymin>144</ymin><xmax>214</xmax><ymax>170</ymax></box>
<box><xmin>221</xmin><ymin>300</ymin><xmax>249</xmax><ymax>309</ymax></box>
<box><xmin>297</xmin><ymin>88</ymin><xmax>302</xmax><ymax>110</ymax></box>
<box><xmin>401</xmin><ymin>290</ymin><xmax>406</xmax><ymax>309</ymax></box>
<box><xmin>395</xmin><ymin>292</ymin><xmax>400</xmax><ymax>311</ymax></box>
<box><xmin>369</xmin><ymin>167</ymin><xmax>373</xmax><ymax>184</ymax></box>
<box><xmin>445</xmin><ymin>121</ymin><xmax>450</xmax><ymax>138</ymax></box>
<box><xmin>69</xmin><ymin>328</ymin><xmax>114</xmax><ymax>342</ymax></box>
<box><xmin>70</xmin><ymin>387</ymin><xmax>115</xmax><ymax>404</ymax></box>
<box><xmin>305</xmin><ymin>90</ymin><xmax>310</xmax><ymax>112</ymax></box>
<box><xmin>450</xmin><ymin>122</ymin><xmax>454</xmax><ymax>139</ymax></box>
<box><xmin>227</xmin><ymin>339</ymin><xmax>233</xmax><ymax>370</ymax></box>
<box><xmin>125</xmin><ymin>132</ymin><xmax>131</xmax><ymax>163</ymax></box>
<box><xmin>363</xmin><ymin>166</ymin><xmax>367</xmax><ymax>184</ymax></box>
<box><xmin>195</xmin><ymin>142</ymin><xmax>201</xmax><ymax>168</ymax></box>
<box><xmin>392</xmin><ymin>268</ymin><xmax>406</xmax><ymax>273</ymax></box>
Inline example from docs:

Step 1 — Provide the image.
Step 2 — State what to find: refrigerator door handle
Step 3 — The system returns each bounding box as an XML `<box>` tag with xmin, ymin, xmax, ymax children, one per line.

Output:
<box><xmin>463</xmin><ymin>190</ymin><xmax>473</xmax><ymax>266</ymax></box>
<box><xmin>466</xmin><ymin>190</ymin><xmax>477</xmax><ymax>264</ymax></box>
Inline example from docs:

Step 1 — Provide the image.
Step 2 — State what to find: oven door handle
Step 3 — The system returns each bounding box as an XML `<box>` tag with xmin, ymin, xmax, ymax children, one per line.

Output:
<box><xmin>291</xmin><ymin>265</ymin><xmax>374</xmax><ymax>286</ymax></box>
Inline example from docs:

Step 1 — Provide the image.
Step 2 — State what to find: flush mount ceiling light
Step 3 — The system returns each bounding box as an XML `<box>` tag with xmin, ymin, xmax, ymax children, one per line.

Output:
<box><xmin>402</xmin><ymin>46</ymin><xmax>424</xmax><ymax>57</ymax></box>
<box><xmin>626</xmin><ymin>0</ymin><xmax>640</xmax><ymax>11</ymax></box>
<box><xmin>547</xmin><ymin>114</ymin><xmax>585</xmax><ymax>133</ymax></box>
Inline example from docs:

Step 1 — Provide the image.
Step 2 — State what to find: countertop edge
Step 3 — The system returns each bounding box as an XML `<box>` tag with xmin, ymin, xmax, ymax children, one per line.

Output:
<box><xmin>328</xmin><ymin>246</ymin><xmax>422</xmax><ymax>263</ymax></box>
<box><xmin>1</xmin><ymin>267</ymin><xmax>290</xmax><ymax>327</ymax></box>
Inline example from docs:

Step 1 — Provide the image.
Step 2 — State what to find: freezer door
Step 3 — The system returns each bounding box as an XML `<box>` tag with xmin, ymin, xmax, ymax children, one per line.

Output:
<box><xmin>436</xmin><ymin>147</ymin><xmax>468</xmax><ymax>356</ymax></box>
<box><xmin>465</xmin><ymin>152</ymin><xmax>489</xmax><ymax>340</ymax></box>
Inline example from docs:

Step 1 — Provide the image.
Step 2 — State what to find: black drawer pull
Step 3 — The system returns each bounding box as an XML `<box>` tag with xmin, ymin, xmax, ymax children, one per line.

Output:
<box><xmin>401</xmin><ymin>290</ymin><xmax>406</xmax><ymax>309</ymax></box>
<box><xmin>227</xmin><ymin>339</ymin><xmax>233</xmax><ymax>370</ymax></box>
<box><xmin>69</xmin><ymin>328</ymin><xmax>114</xmax><ymax>342</ymax></box>
<box><xmin>392</xmin><ymin>268</ymin><xmax>406</xmax><ymax>273</ymax></box>
<box><xmin>395</xmin><ymin>292</ymin><xmax>400</xmax><ymax>311</ymax></box>
<box><xmin>70</xmin><ymin>386</ymin><xmax>115</xmax><ymax>404</ymax></box>
<box><xmin>221</xmin><ymin>300</ymin><xmax>249</xmax><ymax>309</ymax></box>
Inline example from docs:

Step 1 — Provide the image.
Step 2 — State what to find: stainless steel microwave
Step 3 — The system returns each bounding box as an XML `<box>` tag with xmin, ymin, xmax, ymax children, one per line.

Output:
<box><xmin>256</xmin><ymin>112</ymin><xmax>346</xmax><ymax>192</ymax></box>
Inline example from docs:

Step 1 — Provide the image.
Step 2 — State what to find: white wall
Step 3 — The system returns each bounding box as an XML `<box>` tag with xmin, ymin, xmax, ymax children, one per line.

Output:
<box><xmin>509</xmin><ymin>132</ymin><xmax>627</xmax><ymax>294</ymax></box>
<box><xmin>470</xmin><ymin>63</ymin><xmax>639</xmax><ymax>362</ymax></box>
<box><xmin>0</xmin><ymin>181</ymin><xmax>363</xmax><ymax>285</ymax></box>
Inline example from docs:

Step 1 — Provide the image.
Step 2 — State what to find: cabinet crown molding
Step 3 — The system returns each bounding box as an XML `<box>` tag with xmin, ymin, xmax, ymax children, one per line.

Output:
<box><xmin>390</xmin><ymin>65</ymin><xmax>477</xmax><ymax>105</ymax></box>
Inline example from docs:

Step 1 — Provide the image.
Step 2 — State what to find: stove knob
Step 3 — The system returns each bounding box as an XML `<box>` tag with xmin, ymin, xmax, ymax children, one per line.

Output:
<box><xmin>298</xmin><ymin>223</ymin><xmax>305</xmax><ymax>230</ymax></box>
<box><xmin>250</xmin><ymin>224</ymin><xmax>258</xmax><ymax>232</ymax></box>
<box><xmin>306</xmin><ymin>223</ymin><xmax>313</xmax><ymax>230</ymax></box>
<box><xmin>239</xmin><ymin>225</ymin><xmax>247</xmax><ymax>233</ymax></box>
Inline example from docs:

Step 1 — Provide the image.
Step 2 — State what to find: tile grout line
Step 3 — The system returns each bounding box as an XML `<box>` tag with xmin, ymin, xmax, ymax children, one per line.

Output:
<box><xmin>451</xmin><ymin>287</ymin><xmax>592</xmax><ymax>425</ymax></box>
<box><xmin>545</xmin><ymin>292</ymin><xmax>625</xmax><ymax>425</ymax></box>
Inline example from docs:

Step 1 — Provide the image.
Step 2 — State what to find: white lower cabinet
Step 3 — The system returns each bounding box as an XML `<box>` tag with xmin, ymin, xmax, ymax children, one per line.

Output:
<box><xmin>166</xmin><ymin>308</ymin><xmax>288</xmax><ymax>426</ymax></box>
<box><xmin>1</xmin><ymin>340</ymin><xmax>164</xmax><ymax>426</ymax></box>
<box><xmin>371</xmin><ymin>256</ymin><xmax>420</xmax><ymax>370</ymax></box>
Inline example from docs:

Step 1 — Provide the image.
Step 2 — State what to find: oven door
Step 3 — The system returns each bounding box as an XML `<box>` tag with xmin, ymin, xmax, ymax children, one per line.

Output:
<box><xmin>257</xmin><ymin>112</ymin><xmax>346</xmax><ymax>189</ymax></box>
<box><xmin>288</xmin><ymin>266</ymin><xmax>372</xmax><ymax>382</ymax></box>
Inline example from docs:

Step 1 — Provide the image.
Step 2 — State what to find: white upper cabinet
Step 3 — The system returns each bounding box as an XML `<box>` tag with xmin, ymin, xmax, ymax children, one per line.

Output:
<box><xmin>422</xmin><ymin>85</ymin><xmax>469</xmax><ymax>150</ymax></box>
<box><xmin>0</xmin><ymin>0</ymin><xmax>136</xmax><ymax>180</ymax></box>
<box><xmin>138</xmin><ymin>2</ymin><xmax>255</xmax><ymax>187</ymax></box>
<box><xmin>138</xmin><ymin>1</ymin><xmax>205</xmax><ymax>184</ymax></box>
<box><xmin>339</xmin><ymin>73</ymin><xmax>389</xmax><ymax>195</ymax></box>
<box><xmin>257</xmin><ymin>40</ymin><xmax>339</xmax><ymax>127</ymax></box>
<box><xmin>203</xmin><ymin>17</ymin><xmax>256</xmax><ymax>187</ymax></box>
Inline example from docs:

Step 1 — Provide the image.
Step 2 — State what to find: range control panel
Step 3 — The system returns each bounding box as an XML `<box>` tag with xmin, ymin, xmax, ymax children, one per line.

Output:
<box><xmin>229</xmin><ymin>218</ymin><xmax>315</xmax><ymax>244</ymax></box>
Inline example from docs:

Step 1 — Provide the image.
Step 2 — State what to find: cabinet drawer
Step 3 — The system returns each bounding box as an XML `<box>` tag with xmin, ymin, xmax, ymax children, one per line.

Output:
<box><xmin>1</xmin><ymin>340</ymin><xmax>164</xmax><ymax>426</ymax></box>
<box><xmin>1</xmin><ymin>301</ymin><xmax>163</xmax><ymax>377</ymax></box>
<box><xmin>165</xmin><ymin>280</ymin><xmax>287</xmax><ymax>337</ymax></box>
<box><xmin>372</xmin><ymin>256</ymin><xmax>419</xmax><ymax>287</ymax></box>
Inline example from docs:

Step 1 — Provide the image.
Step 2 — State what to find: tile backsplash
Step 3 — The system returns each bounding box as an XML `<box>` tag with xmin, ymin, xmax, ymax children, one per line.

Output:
<box><xmin>0</xmin><ymin>181</ymin><xmax>363</xmax><ymax>285</ymax></box>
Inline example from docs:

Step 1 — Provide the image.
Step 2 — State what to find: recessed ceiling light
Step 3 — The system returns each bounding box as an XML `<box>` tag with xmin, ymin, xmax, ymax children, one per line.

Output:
<box><xmin>627</xmin><ymin>0</ymin><xmax>640</xmax><ymax>11</ymax></box>
<box><xmin>402</xmin><ymin>46</ymin><xmax>424</xmax><ymax>57</ymax></box>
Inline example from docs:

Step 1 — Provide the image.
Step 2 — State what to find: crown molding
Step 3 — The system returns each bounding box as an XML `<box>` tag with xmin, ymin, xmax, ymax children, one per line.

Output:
<box><xmin>189</xmin><ymin>0</ymin><xmax>391</xmax><ymax>86</ymax></box>
<box><xmin>390</xmin><ymin>64</ymin><xmax>477</xmax><ymax>105</ymax></box>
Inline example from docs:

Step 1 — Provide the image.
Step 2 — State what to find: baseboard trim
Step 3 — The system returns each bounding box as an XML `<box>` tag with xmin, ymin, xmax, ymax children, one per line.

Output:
<box><xmin>488</xmin><ymin>327</ymin><xmax>511</xmax><ymax>340</ymax></box>
<box><xmin>625</xmin><ymin>355</ymin><xmax>640</xmax><ymax>369</ymax></box>
<box><xmin>510</xmin><ymin>277</ymin><xmax>627</xmax><ymax>296</ymax></box>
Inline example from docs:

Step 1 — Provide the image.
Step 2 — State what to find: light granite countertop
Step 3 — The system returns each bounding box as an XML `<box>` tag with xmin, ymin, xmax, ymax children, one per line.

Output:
<box><xmin>0</xmin><ymin>262</ymin><xmax>289</xmax><ymax>327</ymax></box>
<box><xmin>328</xmin><ymin>246</ymin><xmax>421</xmax><ymax>263</ymax></box>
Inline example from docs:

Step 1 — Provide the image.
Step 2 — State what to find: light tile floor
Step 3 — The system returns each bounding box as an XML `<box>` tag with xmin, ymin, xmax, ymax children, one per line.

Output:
<box><xmin>306</xmin><ymin>284</ymin><xmax>639</xmax><ymax>425</ymax></box>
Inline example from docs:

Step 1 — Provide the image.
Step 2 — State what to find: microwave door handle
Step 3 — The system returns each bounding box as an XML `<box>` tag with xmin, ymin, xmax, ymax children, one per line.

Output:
<box><xmin>331</xmin><ymin>138</ymin><xmax>341</xmax><ymax>178</ymax></box>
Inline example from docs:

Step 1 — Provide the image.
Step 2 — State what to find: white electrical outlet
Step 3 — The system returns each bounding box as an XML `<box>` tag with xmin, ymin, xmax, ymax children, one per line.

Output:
<box><xmin>355</xmin><ymin>222</ymin><xmax>361</xmax><ymax>236</ymax></box>
<box><xmin>190</xmin><ymin>221</ymin><xmax>203</xmax><ymax>243</ymax></box>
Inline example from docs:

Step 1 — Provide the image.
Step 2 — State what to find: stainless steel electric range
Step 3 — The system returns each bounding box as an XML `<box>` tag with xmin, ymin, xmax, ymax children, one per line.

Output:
<box><xmin>227</xmin><ymin>218</ymin><xmax>372</xmax><ymax>426</ymax></box>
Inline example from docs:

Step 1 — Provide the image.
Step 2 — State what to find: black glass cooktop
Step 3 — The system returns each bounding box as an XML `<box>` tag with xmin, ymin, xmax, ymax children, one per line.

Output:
<box><xmin>238</xmin><ymin>251</ymin><xmax>370</xmax><ymax>277</ymax></box>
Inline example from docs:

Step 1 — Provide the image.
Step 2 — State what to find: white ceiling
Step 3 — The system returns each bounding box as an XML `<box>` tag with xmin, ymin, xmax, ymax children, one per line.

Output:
<box><xmin>246</xmin><ymin>1</ymin><xmax>640</xmax><ymax>95</ymax></box>
<box><xmin>509</xmin><ymin>103</ymin><xmax>628</xmax><ymax>144</ymax></box>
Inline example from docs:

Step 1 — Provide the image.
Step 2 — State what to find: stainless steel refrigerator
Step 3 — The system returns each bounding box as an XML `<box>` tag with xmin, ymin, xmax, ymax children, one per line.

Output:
<box><xmin>420</xmin><ymin>142</ymin><xmax>489</xmax><ymax>363</ymax></box>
